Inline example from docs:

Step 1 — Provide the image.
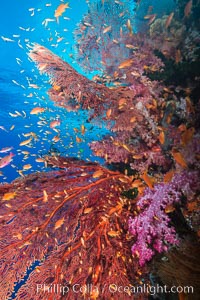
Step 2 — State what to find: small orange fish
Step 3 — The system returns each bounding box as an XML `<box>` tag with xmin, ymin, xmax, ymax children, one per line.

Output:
<box><xmin>131</xmin><ymin>179</ymin><xmax>143</xmax><ymax>188</ymax></box>
<box><xmin>57</xmin><ymin>37</ymin><xmax>64</xmax><ymax>43</ymax></box>
<box><xmin>106</xmin><ymin>108</ymin><xmax>112</xmax><ymax>118</ymax></box>
<box><xmin>132</xmin><ymin>154</ymin><xmax>143</xmax><ymax>159</ymax></box>
<box><xmin>43</xmin><ymin>190</ymin><xmax>48</xmax><ymax>202</ymax></box>
<box><xmin>126</xmin><ymin>44</ymin><xmax>138</xmax><ymax>50</ymax></box>
<box><xmin>50</xmin><ymin>119</ymin><xmax>60</xmax><ymax>128</ymax></box>
<box><xmin>165</xmin><ymin>204</ymin><xmax>175</xmax><ymax>213</ymax></box>
<box><xmin>142</xmin><ymin>172</ymin><xmax>154</xmax><ymax>189</ymax></box>
<box><xmin>127</xmin><ymin>19</ymin><xmax>133</xmax><ymax>34</ymax></box>
<box><xmin>165</xmin><ymin>12</ymin><xmax>174</xmax><ymax>29</ymax></box>
<box><xmin>83</xmin><ymin>207</ymin><xmax>93</xmax><ymax>214</ymax></box>
<box><xmin>103</xmin><ymin>25</ymin><xmax>112</xmax><ymax>34</ymax></box>
<box><xmin>23</xmin><ymin>164</ymin><xmax>32</xmax><ymax>170</ymax></box>
<box><xmin>148</xmin><ymin>14</ymin><xmax>157</xmax><ymax>25</ymax></box>
<box><xmin>181</xmin><ymin>127</ymin><xmax>195</xmax><ymax>146</ymax></box>
<box><xmin>118</xmin><ymin>59</ymin><xmax>134</xmax><ymax>69</ymax></box>
<box><xmin>184</xmin><ymin>0</ymin><xmax>192</xmax><ymax>17</ymax></box>
<box><xmin>81</xmin><ymin>125</ymin><xmax>85</xmax><ymax>135</ymax></box>
<box><xmin>118</xmin><ymin>98</ymin><xmax>126</xmax><ymax>107</ymax></box>
<box><xmin>53</xmin><ymin>85</ymin><xmax>61</xmax><ymax>91</ymax></box>
<box><xmin>35</xmin><ymin>158</ymin><xmax>45</xmax><ymax>163</ymax></box>
<box><xmin>119</xmin><ymin>176</ymin><xmax>130</xmax><ymax>183</ymax></box>
<box><xmin>2</xmin><ymin>192</ymin><xmax>16</xmax><ymax>200</ymax></box>
<box><xmin>29</xmin><ymin>83</ymin><xmax>40</xmax><ymax>89</ymax></box>
<box><xmin>30</xmin><ymin>107</ymin><xmax>45</xmax><ymax>114</ymax></box>
<box><xmin>52</xmin><ymin>135</ymin><xmax>60</xmax><ymax>143</ymax></box>
<box><xmin>54</xmin><ymin>3</ymin><xmax>69</xmax><ymax>18</ymax></box>
<box><xmin>144</xmin><ymin>14</ymin><xmax>153</xmax><ymax>19</ymax></box>
<box><xmin>0</xmin><ymin>146</ymin><xmax>13</xmax><ymax>154</ymax></box>
<box><xmin>130</xmin><ymin>116</ymin><xmax>136</xmax><ymax>123</ymax></box>
<box><xmin>172</xmin><ymin>150</ymin><xmax>187</xmax><ymax>168</ymax></box>
<box><xmin>20</xmin><ymin>137</ymin><xmax>32</xmax><ymax>146</ymax></box>
<box><xmin>107</xmin><ymin>231</ymin><xmax>120</xmax><ymax>237</ymax></box>
<box><xmin>121</xmin><ymin>144</ymin><xmax>131</xmax><ymax>152</ymax></box>
<box><xmin>92</xmin><ymin>170</ymin><xmax>104</xmax><ymax>178</ymax></box>
<box><xmin>54</xmin><ymin>217</ymin><xmax>65</xmax><ymax>230</ymax></box>
<box><xmin>164</xmin><ymin>169</ymin><xmax>175</xmax><ymax>183</ymax></box>
<box><xmin>76</xmin><ymin>136</ymin><xmax>82</xmax><ymax>143</ymax></box>
<box><xmin>175</xmin><ymin>49</ymin><xmax>182</xmax><ymax>64</ymax></box>
<box><xmin>144</xmin><ymin>14</ymin><xmax>157</xmax><ymax>25</ymax></box>
<box><xmin>158</xmin><ymin>130</ymin><xmax>165</xmax><ymax>145</ymax></box>
<box><xmin>13</xmin><ymin>233</ymin><xmax>22</xmax><ymax>240</ymax></box>
<box><xmin>0</xmin><ymin>152</ymin><xmax>14</xmax><ymax>168</ymax></box>
<box><xmin>10</xmin><ymin>125</ymin><xmax>15</xmax><ymax>131</ymax></box>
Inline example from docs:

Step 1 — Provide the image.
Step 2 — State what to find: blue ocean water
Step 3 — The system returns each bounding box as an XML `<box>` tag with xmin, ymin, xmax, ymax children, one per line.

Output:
<box><xmin>0</xmin><ymin>0</ymin><xmax>110</xmax><ymax>183</ymax></box>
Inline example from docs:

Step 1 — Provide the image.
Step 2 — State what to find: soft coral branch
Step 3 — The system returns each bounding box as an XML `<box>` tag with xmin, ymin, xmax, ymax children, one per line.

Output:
<box><xmin>129</xmin><ymin>170</ymin><xmax>199</xmax><ymax>266</ymax></box>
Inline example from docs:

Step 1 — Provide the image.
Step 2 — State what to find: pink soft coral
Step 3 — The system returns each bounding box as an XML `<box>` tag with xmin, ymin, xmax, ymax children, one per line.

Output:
<box><xmin>128</xmin><ymin>171</ymin><xmax>199</xmax><ymax>266</ymax></box>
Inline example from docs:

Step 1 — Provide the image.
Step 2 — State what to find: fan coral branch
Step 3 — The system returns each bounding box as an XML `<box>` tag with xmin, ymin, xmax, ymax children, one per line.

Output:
<box><xmin>0</xmin><ymin>157</ymin><xmax>145</xmax><ymax>300</ymax></box>
<box><xmin>29</xmin><ymin>43</ymin><xmax>166</xmax><ymax>172</ymax></box>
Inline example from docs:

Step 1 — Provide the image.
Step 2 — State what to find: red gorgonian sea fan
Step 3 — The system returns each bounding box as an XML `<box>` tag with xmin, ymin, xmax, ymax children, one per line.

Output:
<box><xmin>29</xmin><ymin>44</ymin><xmax>166</xmax><ymax>172</ymax></box>
<box><xmin>0</xmin><ymin>157</ymin><xmax>146</xmax><ymax>300</ymax></box>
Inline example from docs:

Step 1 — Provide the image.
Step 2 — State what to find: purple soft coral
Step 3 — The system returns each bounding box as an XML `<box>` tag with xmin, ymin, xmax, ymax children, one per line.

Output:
<box><xmin>129</xmin><ymin>171</ymin><xmax>199</xmax><ymax>266</ymax></box>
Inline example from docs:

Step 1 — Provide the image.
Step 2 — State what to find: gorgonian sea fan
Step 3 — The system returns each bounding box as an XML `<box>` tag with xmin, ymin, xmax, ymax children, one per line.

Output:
<box><xmin>129</xmin><ymin>171</ymin><xmax>200</xmax><ymax>266</ymax></box>
<box><xmin>28</xmin><ymin>44</ymin><xmax>114</xmax><ymax>118</ymax></box>
<box><xmin>74</xmin><ymin>0</ymin><xmax>134</xmax><ymax>72</ymax></box>
<box><xmin>0</xmin><ymin>157</ymin><xmax>145</xmax><ymax>300</ymax></box>
<box><xmin>29</xmin><ymin>44</ymin><xmax>165</xmax><ymax>172</ymax></box>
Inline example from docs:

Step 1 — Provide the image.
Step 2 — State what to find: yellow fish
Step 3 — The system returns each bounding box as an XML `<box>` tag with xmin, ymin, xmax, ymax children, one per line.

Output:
<box><xmin>30</xmin><ymin>107</ymin><xmax>45</xmax><ymax>114</ymax></box>
<box><xmin>54</xmin><ymin>217</ymin><xmax>65</xmax><ymax>230</ymax></box>
<box><xmin>23</xmin><ymin>164</ymin><xmax>32</xmax><ymax>170</ymax></box>
<box><xmin>2</xmin><ymin>192</ymin><xmax>16</xmax><ymax>200</ymax></box>
<box><xmin>54</xmin><ymin>3</ymin><xmax>69</xmax><ymax>18</ymax></box>
<box><xmin>20</xmin><ymin>137</ymin><xmax>32</xmax><ymax>146</ymax></box>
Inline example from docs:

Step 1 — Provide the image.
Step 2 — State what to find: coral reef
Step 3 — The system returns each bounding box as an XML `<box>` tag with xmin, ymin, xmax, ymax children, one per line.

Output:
<box><xmin>1</xmin><ymin>1</ymin><xmax>199</xmax><ymax>299</ymax></box>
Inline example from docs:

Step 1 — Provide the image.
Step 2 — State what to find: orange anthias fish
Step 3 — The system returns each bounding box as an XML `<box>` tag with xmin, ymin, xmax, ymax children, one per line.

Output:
<box><xmin>144</xmin><ymin>14</ymin><xmax>157</xmax><ymax>25</ymax></box>
<box><xmin>103</xmin><ymin>25</ymin><xmax>112</xmax><ymax>34</ymax></box>
<box><xmin>118</xmin><ymin>59</ymin><xmax>134</xmax><ymax>69</ymax></box>
<box><xmin>171</xmin><ymin>150</ymin><xmax>187</xmax><ymax>168</ymax></box>
<box><xmin>0</xmin><ymin>152</ymin><xmax>15</xmax><ymax>168</ymax></box>
<box><xmin>184</xmin><ymin>0</ymin><xmax>192</xmax><ymax>17</ymax></box>
<box><xmin>181</xmin><ymin>127</ymin><xmax>195</xmax><ymax>146</ymax></box>
<box><xmin>54</xmin><ymin>3</ymin><xmax>70</xmax><ymax>18</ymax></box>
<box><xmin>165</xmin><ymin>12</ymin><xmax>174</xmax><ymax>28</ymax></box>
<box><xmin>30</xmin><ymin>107</ymin><xmax>45</xmax><ymax>115</ymax></box>
<box><xmin>0</xmin><ymin>146</ymin><xmax>13</xmax><ymax>153</ymax></box>
<box><xmin>158</xmin><ymin>130</ymin><xmax>165</xmax><ymax>145</ymax></box>
<box><xmin>50</xmin><ymin>119</ymin><xmax>61</xmax><ymax>128</ymax></box>
<box><xmin>81</xmin><ymin>125</ymin><xmax>85</xmax><ymax>135</ymax></box>
<box><xmin>142</xmin><ymin>171</ymin><xmax>154</xmax><ymax>189</ymax></box>
<box><xmin>2</xmin><ymin>192</ymin><xmax>16</xmax><ymax>201</ymax></box>
<box><xmin>54</xmin><ymin>217</ymin><xmax>65</xmax><ymax>230</ymax></box>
